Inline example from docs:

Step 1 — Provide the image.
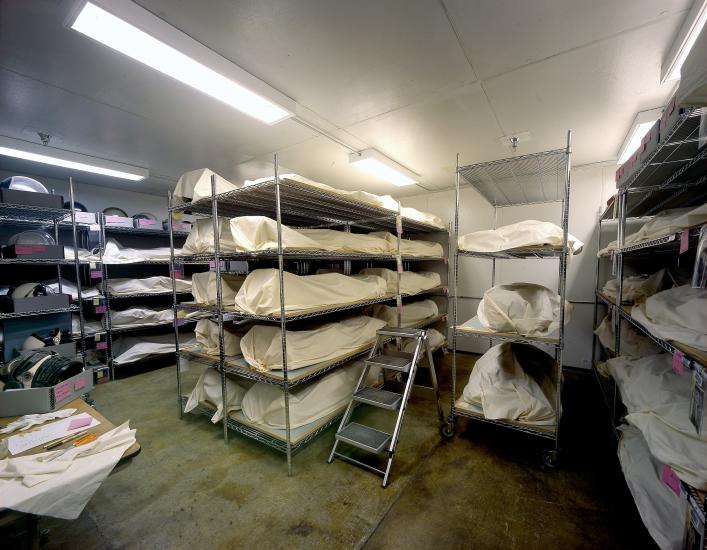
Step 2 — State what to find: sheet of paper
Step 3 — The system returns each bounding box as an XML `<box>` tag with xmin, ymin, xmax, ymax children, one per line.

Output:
<box><xmin>7</xmin><ymin>413</ymin><xmax>101</xmax><ymax>455</ymax></box>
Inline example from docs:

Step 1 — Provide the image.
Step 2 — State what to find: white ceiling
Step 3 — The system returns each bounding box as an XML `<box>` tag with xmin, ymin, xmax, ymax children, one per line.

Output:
<box><xmin>0</xmin><ymin>0</ymin><xmax>691</xmax><ymax>198</ymax></box>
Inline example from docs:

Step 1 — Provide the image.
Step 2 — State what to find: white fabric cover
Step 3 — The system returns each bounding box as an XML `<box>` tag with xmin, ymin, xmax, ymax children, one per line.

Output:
<box><xmin>631</xmin><ymin>285</ymin><xmax>707</xmax><ymax>351</ymax></box>
<box><xmin>194</xmin><ymin>319</ymin><xmax>243</xmax><ymax>356</ymax></box>
<box><xmin>366</xmin><ymin>299</ymin><xmax>439</xmax><ymax>326</ymax></box>
<box><xmin>72</xmin><ymin>316</ymin><xmax>102</xmax><ymax>336</ymax></box>
<box><xmin>359</xmin><ymin>268</ymin><xmax>440</xmax><ymax>295</ymax></box>
<box><xmin>240</xmin><ymin>316</ymin><xmax>386</xmax><ymax>372</ymax></box>
<box><xmin>593</xmin><ymin>315</ymin><xmax>657</xmax><ymax>358</ymax></box>
<box><xmin>600</xmin><ymin>203</ymin><xmax>707</xmax><ymax>255</ymax></box>
<box><xmin>607</xmin><ymin>353</ymin><xmax>707</xmax><ymax>489</ymax></box>
<box><xmin>184</xmin><ymin>370</ymin><xmax>248</xmax><ymax>423</ymax></box>
<box><xmin>112</xmin><ymin>333</ymin><xmax>194</xmax><ymax>364</ymax></box>
<box><xmin>190</xmin><ymin>272</ymin><xmax>245</xmax><ymax>306</ymax></box>
<box><xmin>173</xmin><ymin>168</ymin><xmax>239</xmax><ymax>204</ymax></box>
<box><xmin>400</xmin><ymin>206</ymin><xmax>445</xmax><ymax>229</ymax></box>
<box><xmin>601</xmin><ymin>269</ymin><xmax>665</xmax><ymax>304</ymax></box>
<box><xmin>477</xmin><ymin>283</ymin><xmax>572</xmax><ymax>337</ymax></box>
<box><xmin>98</xmin><ymin>239</ymin><xmax>175</xmax><ymax>264</ymax></box>
<box><xmin>460</xmin><ymin>343</ymin><xmax>558</xmax><ymax>426</ymax></box>
<box><xmin>107</xmin><ymin>276</ymin><xmax>191</xmax><ymax>296</ymax></box>
<box><xmin>618</xmin><ymin>425</ymin><xmax>687</xmax><ymax>550</ymax></box>
<box><xmin>241</xmin><ymin>361</ymin><xmax>379</xmax><ymax>429</ymax></box>
<box><xmin>180</xmin><ymin>218</ymin><xmax>239</xmax><ymax>255</ymax></box>
<box><xmin>234</xmin><ymin>269</ymin><xmax>387</xmax><ymax>315</ymax></box>
<box><xmin>45</xmin><ymin>279</ymin><xmax>99</xmax><ymax>300</ymax></box>
<box><xmin>368</xmin><ymin>231</ymin><xmax>444</xmax><ymax>257</ymax></box>
<box><xmin>108</xmin><ymin>307</ymin><xmax>178</xmax><ymax>329</ymax></box>
<box><xmin>458</xmin><ymin>220</ymin><xmax>583</xmax><ymax>254</ymax></box>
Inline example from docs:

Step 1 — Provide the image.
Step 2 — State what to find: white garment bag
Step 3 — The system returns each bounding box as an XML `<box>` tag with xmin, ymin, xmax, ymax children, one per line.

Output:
<box><xmin>107</xmin><ymin>276</ymin><xmax>192</xmax><ymax>296</ymax></box>
<box><xmin>365</xmin><ymin>299</ymin><xmax>439</xmax><ymax>326</ymax></box>
<box><xmin>458</xmin><ymin>220</ymin><xmax>583</xmax><ymax>254</ymax></box>
<box><xmin>601</xmin><ymin>269</ymin><xmax>665</xmax><ymax>304</ymax></box>
<box><xmin>368</xmin><ymin>231</ymin><xmax>444</xmax><ymax>257</ymax></box>
<box><xmin>593</xmin><ymin>316</ymin><xmax>658</xmax><ymax>358</ymax></box>
<box><xmin>173</xmin><ymin>168</ymin><xmax>240</xmax><ymax>204</ymax></box>
<box><xmin>359</xmin><ymin>268</ymin><xmax>440</xmax><ymax>295</ymax></box>
<box><xmin>190</xmin><ymin>272</ymin><xmax>245</xmax><ymax>307</ymax></box>
<box><xmin>194</xmin><ymin>319</ymin><xmax>243</xmax><ymax>356</ymax></box>
<box><xmin>184</xmin><ymin>370</ymin><xmax>248</xmax><ymax>423</ymax></box>
<box><xmin>181</xmin><ymin>218</ymin><xmax>239</xmax><ymax>255</ymax></box>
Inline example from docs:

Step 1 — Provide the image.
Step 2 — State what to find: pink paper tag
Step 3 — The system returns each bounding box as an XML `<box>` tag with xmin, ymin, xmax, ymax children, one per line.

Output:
<box><xmin>209</xmin><ymin>261</ymin><xmax>216</xmax><ymax>269</ymax></box>
<box><xmin>680</xmin><ymin>231</ymin><xmax>689</xmax><ymax>254</ymax></box>
<box><xmin>15</xmin><ymin>244</ymin><xmax>46</xmax><ymax>254</ymax></box>
<box><xmin>673</xmin><ymin>350</ymin><xmax>685</xmax><ymax>376</ymax></box>
<box><xmin>661</xmin><ymin>464</ymin><xmax>681</xmax><ymax>496</ymax></box>
<box><xmin>106</xmin><ymin>215</ymin><xmax>121</xmax><ymax>222</ymax></box>
<box><xmin>74</xmin><ymin>378</ymin><xmax>86</xmax><ymax>391</ymax></box>
<box><xmin>95</xmin><ymin>305</ymin><xmax>106</xmax><ymax>314</ymax></box>
<box><xmin>138</xmin><ymin>218</ymin><xmax>156</xmax><ymax>226</ymax></box>
<box><xmin>96</xmin><ymin>341</ymin><xmax>107</xmax><ymax>350</ymax></box>
<box><xmin>174</xmin><ymin>269</ymin><xmax>183</xmax><ymax>279</ymax></box>
<box><xmin>53</xmin><ymin>380</ymin><xmax>73</xmax><ymax>403</ymax></box>
<box><xmin>68</xmin><ymin>416</ymin><xmax>91</xmax><ymax>430</ymax></box>
<box><xmin>90</xmin><ymin>270</ymin><xmax>102</xmax><ymax>279</ymax></box>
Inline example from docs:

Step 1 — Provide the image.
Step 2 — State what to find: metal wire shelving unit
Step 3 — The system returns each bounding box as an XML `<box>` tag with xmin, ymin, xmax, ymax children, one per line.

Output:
<box><xmin>446</xmin><ymin>132</ymin><xmax>572</xmax><ymax>466</ymax></box>
<box><xmin>168</xmin><ymin>155</ymin><xmax>449</xmax><ymax>474</ymax></box>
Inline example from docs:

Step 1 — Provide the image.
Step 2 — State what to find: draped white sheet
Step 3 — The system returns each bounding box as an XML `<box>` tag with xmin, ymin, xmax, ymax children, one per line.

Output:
<box><xmin>98</xmin><ymin>239</ymin><xmax>176</xmax><ymax>264</ymax></box>
<box><xmin>459</xmin><ymin>343</ymin><xmax>558</xmax><ymax>426</ymax></box>
<box><xmin>184</xmin><ymin>369</ymin><xmax>248</xmax><ymax>423</ymax></box>
<box><xmin>594</xmin><ymin>315</ymin><xmax>658</xmax><ymax>358</ymax></box>
<box><xmin>180</xmin><ymin>218</ymin><xmax>239</xmax><ymax>255</ymax></box>
<box><xmin>45</xmin><ymin>279</ymin><xmax>100</xmax><ymax>300</ymax></box>
<box><xmin>112</xmin><ymin>333</ymin><xmax>194</xmax><ymax>364</ymax></box>
<box><xmin>617</xmin><ymin>425</ymin><xmax>688</xmax><ymax>550</ymax></box>
<box><xmin>240</xmin><ymin>316</ymin><xmax>386</xmax><ymax>372</ymax></box>
<box><xmin>458</xmin><ymin>220</ymin><xmax>583</xmax><ymax>254</ymax></box>
<box><xmin>194</xmin><ymin>319</ymin><xmax>243</xmax><ymax>356</ymax></box>
<box><xmin>173</xmin><ymin>168</ymin><xmax>240</xmax><ymax>204</ymax></box>
<box><xmin>108</xmin><ymin>307</ymin><xmax>199</xmax><ymax>329</ymax></box>
<box><xmin>601</xmin><ymin>269</ymin><xmax>665</xmax><ymax>304</ymax></box>
<box><xmin>631</xmin><ymin>285</ymin><xmax>707</xmax><ymax>351</ymax></box>
<box><xmin>365</xmin><ymin>299</ymin><xmax>439</xmax><ymax>326</ymax></box>
<box><xmin>190</xmin><ymin>272</ymin><xmax>246</xmax><ymax>306</ymax></box>
<box><xmin>368</xmin><ymin>231</ymin><xmax>444</xmax><ymax>257</ymax></box>
<box><xmin>234</xmin><ymin>269</ymin><xmax>387</xmax><ymax>315</ymax></box>
<box><xmin>107</xmin><ymin>276</ymin><xmax>192</xmax><ymax>296</ymax></box>
<box><xmin>359</xmin><ymin>268</ymin><xmax>440</xmax><ymax>295</ymax></box>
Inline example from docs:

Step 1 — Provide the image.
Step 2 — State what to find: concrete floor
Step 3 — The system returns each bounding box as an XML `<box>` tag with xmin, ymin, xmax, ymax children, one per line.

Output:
<box><xmin>38</xmin><ymin>354</ymin><xmax>656</xmax><ymax>550</ymax></box>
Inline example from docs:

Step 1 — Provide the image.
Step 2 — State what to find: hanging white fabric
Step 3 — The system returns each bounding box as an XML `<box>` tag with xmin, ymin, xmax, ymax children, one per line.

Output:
<box><xmin>365</xmin><ymin>299</ymin><xmax>439</xmax><ymax>326</ymax></box>
<box><xmin>240</xmin><ymin>316</ymin><xmax>386</xmax><ymax>372</ymax></box>
<box><xmin>601</xmin><ymin>269</ymin><xmax>665</xmax><ymax>304</ymax></box>
<box><xmin>183</xmin><ymin>369</ymin><xmax>249</xmax><ymax>423</ymax></box>
<box><xmin>234</xmin><ymin>269</ymin><xmax>387</xmax><ymax>316</ymax></box>
<box><xmin>193</xmin><ymin>319</ymin><xmax>243</xmax><ymax>356</ymax></box>
<box><xmin>593</xmin><ymin>315</ymin><xmax>658</xmax><ymax>358</ymax></box>
<box><xmin>359</xmin><ymin>268</ymin><xmax>440</xmax><ymax>295</ymax></box>
<box><xmin>459</xmin><ymin>342</ymin><xmax>559</xmax><ymax>426</ymax></box>
<box><xmin>458</xmin><ymin>220</ymin><xmax>583</xmax><ymax>254</ymax></box>
<box><xmin>173</xmin><ymin>168</ymin><xmax>240</xmax><ymax>204</ymax></box>
<box><xmin>190</xmin><ymin>272</ymin><xmax>246</xmax><ymax>306</ymax></box>
<box><xmin>106</xmin><ymin>276</ymin><xmax>192</xmax><ymax>296</ymax></box>
<box><xmin>368</xmin><ymin>231</ymin><xmax>444</xmax><ymax>257</ymax></box>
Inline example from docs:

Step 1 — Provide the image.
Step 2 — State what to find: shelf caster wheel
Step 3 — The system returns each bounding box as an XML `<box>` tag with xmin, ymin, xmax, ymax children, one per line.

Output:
<box><xmin>441</xmin><ymin>421</ymin><xmax>455</xmax><ymax>439</ymax></box>
<box><xmin>541</xmin><ymin>449</ymin><xmax>559</xmax><ymax>469</ymax></box>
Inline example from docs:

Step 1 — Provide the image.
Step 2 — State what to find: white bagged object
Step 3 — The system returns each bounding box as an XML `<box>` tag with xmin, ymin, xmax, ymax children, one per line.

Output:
<box><xmin>631</xmin><ymin>285</ymin><xmax>707</xmax><ymax>351</ymax></box>
<box><xmin>401</xmin><ymin>328</ymin><xmax>446</xmax><ymax>353</ymax></box>
<box><xmin>368</xmin><ymin>231</ymin><xmax>444</xmax><ymax>257</ymax></box>
<box><xmin>173</xmin><ymin>168</ymin><xmax>240</xmax><ymax>204</ymax></box>
<box><xmin>458</xmin><ymin>220</ymin><xmax>583</xmax><ymax>254</ymax></box>
<box><xmin>108</xmin><ymin>307</ymin><xmax>173</xmax><ymax>329</ymax></box>
<box><xmin>99</xmin><ymin>239</ymin><xmax>175</xmax><ymax>263</ymax></box>
<box><xmin>476</xmin><ymin>283</ymin><xmax>571</xmax><ymax>337</ymax></box>
<box><xmin>366</xmin><ymin>299</ymin><xmax>439</xmax><ymax>326</ymax></box>
<box><xmin>44</xmin><ymin>279</ymin><xmax>99</xmax><ymax>300</ymax></box>
<box><xmin>601</xmin><ymin>269</ymin><xmax>665</xmax><ymax>304</ymax></box>
<box><xmin>593</xmin><ymin>316</ymin><xmax>657</xmax><ymax>358</ymax></box>
<box><xmin>191</xmin><ymin>272</ymin><xmax>246</xmax><ymax>306</ymax></box>
<box><xmin>194</xmin><ymin>319</ymin><xmax>243</xmax><ymax>356</ymax></box>
<box><xmin>112</xmin><ymin>333</ymin><xmax>194</xmax><ymax>364</ymax></box>
<box><xmin>234</xmin><ymin>269</ymin><xmax>387</xmax><ymax>315</ymax></box>
<box><xmin>460</xmin><ymin>343</ymin><xmax>558</xmax><ymax>426</ymax></box>
<box><xmin>107</xmin><ymin>276</ymin><xmax>191</xmax><ymax>296</ymax></box>
<box><xmin>359</xmin><ymin>267</ymin><xmax>440</xmax><ymax>295</ymax></box>
<box><xmin>184</xmin><ymin>370</ymin><xmax>248</xmax><ymax>423</ymax></box>
<box><xmin>181</xmin><ymin>218</ymin><xmax>239</xmax><ymax>255</ymax></box>
<box><xmin>240</xmin><ymin>316</ymin><xmax>386</xmax><ymax>371</ymax></box>
<box><xmin>617</xmin><ymin>425</ymin><xmax>687</xmax><ymax>550</ymax></box>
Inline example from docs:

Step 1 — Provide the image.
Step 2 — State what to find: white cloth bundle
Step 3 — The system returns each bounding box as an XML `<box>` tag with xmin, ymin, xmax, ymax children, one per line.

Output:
<box><xmin>458</xmin><ymin>220</ymin><xmax>583</xmax><ymax>254</ymax></box>
<box><xmin>191</xmin><ymin>272</ymin><xmax>245</xmax><ymax>306</ymax></box>
<box><xmin>240</xmin><ymin>316</ymin><xmax>386</xmax><ymax>371</ymax></box>
<box><xmin>617</xmin><ymin>425</ymin><xmax>687</xmax><ymax>550</ymax></box>
<box><xmin>460</xmin><ymin>343</ymin><xmax>558</xmax><ymax>426</ymax></box>
<box><xmin>194</xmin><ymin>319</ymin><xmax>243</xmax><ymax>356</ymax></box>
<box><xmin>631</xmin><ymin>285</ymin><xmax>707</xmax><ymax>351</ymax></box>
<box><xmin>112</xmin><ymin>333</ymin><xmax>194</xmax><ymax>364</ymax></box>
<box><xmin>368</xmin><ymin>231</ymin><xmax>444</xmax><ymax>257</ymax></box>
<box><xmin>173</xmin><ymin>168</ymin><xmax>240</xmax><ymax>204</ymax></box>
<box><xmin>184</xmin><ymin>369</ymin><xmax>248</xmax><ymax>422</ymax></box>
<box><xmin>97</xmin><ymin>239</ymin><xmax>175</xmax><ymax>264</ymax></box>
<box><xmin>601</xmin><ymin>269</ymin><xmax>665</xmax><ymax>304</ymax></box>
<box><xmin>241</xmin><ymin>361</ymin><xmax>379</xmax><ymax>429</ymax></box>
<box><xmin>476</xmin><ymin>283</ymin><xmax>572</xmax><ymax>337</ymax></box>
<box><xmin>606</xmin><ymin>353</ymin><xmax>707</xmax><ymax>489</ymax></box>
<box><xmin>366</xmin><ymin>299</ymin><xmax>439</xmax><ymax>326</ymax></box>
<box><xmin>359</xmin><ymin>268</ymin><xmax>440</xmax><ymax>295</ymax></box>
<box><xmin>107</xmin><ymin>307</ymin><xmax>174</xmax><ymax>329</ymax></box>
<box><xmin>594</xmin><ymin>316</ymin><xmax>657</xmax><ymax>358</ymax></box>
<box><xmin>72</xmin><ymin>316</ymin><xmax>103</xmax><ymax>336</ymax></box>
<box><xmin>180</xmin><ymin>218</ymin><xmax>239</xmax><ymax>255</ymax></box>
<box><xmin>44</xmin><ymin>280</ymin><xmax>100</xmax><ymax>300</ymax></box>
<box><xmin>107</xmin><ymin>276</ymin><xmax>192</xmax><ymax>296</ymax></box>
<box><xmin>234</xmin><ymin>269</ymin><xmax>387</xmax><ymax>315</ymax></box>
<box><xmin>400</xmin><ymin>328</ymin><xmax>446</xmax><ymax>353</ymax></box>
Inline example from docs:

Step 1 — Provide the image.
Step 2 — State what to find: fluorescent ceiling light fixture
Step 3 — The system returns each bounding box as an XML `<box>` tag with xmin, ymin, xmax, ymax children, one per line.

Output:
<box><xmin>0</xmin><ymin>136</ymin><xmax>148</xmax><ymax>181</ymax></box>
<box><xmin>349</xmin><ymin>149</ymin><xmax>418</xmax><ymax>187</ymax></box>
<box><xmin>616</xmin><ymin>108</ymin><xmax>662</xmax><ymax>165</ymax></box>
<box><xmin>661</xmin><ymin>0</ymin><xmax>707</xmax><ymax>82</ymax></box>
<box><xmin>68</xmin><ymin>1</ymin><xmax>293</xmax><ymax>125</ymax></box>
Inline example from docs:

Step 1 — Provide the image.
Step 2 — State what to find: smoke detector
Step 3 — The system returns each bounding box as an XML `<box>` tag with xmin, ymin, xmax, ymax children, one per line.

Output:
<box><xmin>498</xmin><ymin>131</ymin><xmax>531</xmax><ymax>152</ymax></box>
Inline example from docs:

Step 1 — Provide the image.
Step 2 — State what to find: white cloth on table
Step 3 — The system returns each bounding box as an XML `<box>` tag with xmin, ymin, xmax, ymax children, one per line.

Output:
<box><xmin>476</xmin><ymin>283</ymin><xmax>571</xmax><ymax>337</ymax></box>
<box><xmin>458</xmin><ymin>220</ymin><xmax>583</xmax><ymax>255</ymax></box>
<box><xmin>112</xmin><ymin>333</ymin><xmax>194</xmax><ymax>364</ymax></box>
<box><xmin>241</xmin><ymin>361</ymin><xmax>380</xmax><ymax>429</ymax></box>
<box><xmin>173</xmin><ymin>168</ymin><xmax>240</xmax><ymax>204</ymax></box>
<box><xmin>459</xmin><ymin>343</ymin><xmax>559</xmax><ymax>426</ymax></box>
<box><xmin>631</xmin><ymin>285</ymin><xmax>707</xmax><ymax>351</ymax></box>
<box><xmin>617</xmin><ymin>425</ymin><xmax>687</xmax><ymax>550</ymax></box>
<box><xmin>601</xmin><ymin>269</ymin><xmax>665</xmax><ymax>304</ymax></box>
<box><xmin>190</xmin><ymin>272</ymin><xmax>245</xmax><ymax>306</ymax></box>
<box><xmin>106</xmin><ymin>276</ymin><xmax>191</xmax><ymax>296</ymax></box>
<box><xmin>234</xmin><ymin>269</ymin><xmax>387</xmax><ymax>316</ymax></box>
<box><xmin>194</xmin><ymin>319</ymin><xmax>243</xmax><ymax>356</ymax></box>
<box><xmin>368</xmin><ymin>231</ymin><xmax>444</xmax><ymax>257</ymax></box>
<box><xmin>44</xmin><ymin>280</ymin><xmax>99</xmax><ymax>300</ymax></box>
<box><xmin>98</xmin><ymin>239</ymin><xmax>175</xmax><ymax>264</ymax></box>
<box><xmin>593</xmin><ymin>315</ymin><xmax>657</xmax><ymax>358</ymax></box>
<box><xmin>359</xmin><ymin>268</ymin><xmax>440</xmax><ymax>295</ymax></box>
<box><xmin>184</xmin><ymin>370</ymin><xmax>248</xmax><ymax>423</ymax></box>
<box><xmin>240</xmin><ymin>316</ymin><xmax>386</xmax><ymax>372</ymax></box>
<box><xmin>0</xmin><ymin>422</ymin><xmax>136</xmax><ymax>519</ymax></box>
<box><xmin>365</xmin><ymin>299</ymin><xmax>439</xmax><ymax>327</ymax></box>
<box><xmin>0</xmin><ymin>409</ymin><xmax>76</xmax><ymax>435</ymax></box>
<box><xmin>180</xmin><ymin>218</ymin><xmax>239</xmax><ymax>255</ymax></box>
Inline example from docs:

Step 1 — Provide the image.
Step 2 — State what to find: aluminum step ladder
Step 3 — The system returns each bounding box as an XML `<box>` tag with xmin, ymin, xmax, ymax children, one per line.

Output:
<box><xmin>327</xmin><ymin>326</ymin><xmax>444</xmax><ymax>487</ymax></box>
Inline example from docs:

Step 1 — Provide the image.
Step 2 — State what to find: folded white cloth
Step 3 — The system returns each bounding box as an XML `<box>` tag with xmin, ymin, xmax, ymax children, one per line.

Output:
<box><xmin>112</xmin><ymin>333</ymin><xmax>194</xmax><ymax>364</ymax></box>
<box><xmin>617</xmin><ymin>425</ymin><xmax>687</xmax><ymax>550</ymax></box>
<box><xmin>190</xmin><ymin>272</ymin><xmax>246</xmax><ymax>306</ymax></box>
<box><xmin>234</xmin><ymin>269</ymin><xmax>387</xmax><ymax>316</ymax></box>
<box><xmin>184</xmin><ymin>370</ymin><xmax>248</xmax><ymax>423</ymax></box>
<box><xmin>194</xmin><ymin>319</ymin><xmax>243</xmax><ymax>356</ymax></box>
<box><xmin>173</xmin><ymin>168</ymin><xmax>240</xmax><ymax>204</ymax></box>
<box><xmin>477</xmin><ymin>283</ymin><xmax>572</xmax><ymax>337</ymax></box>
<box><xmin>0</xmin><ymin>409</ymin><xmax>76</xmax><ymax>435</ymax></box>
<box><xmin>460</xmin><ymin>343</ymin><xmax>559</xmax><ymax>426</ymax></box>
<box><xmin>458</xmin><ymin>220</ymin><xmax>583</xmax><ymax>254</ymax></box>
<box><xmin>631</xmin><ymin>285</ymin><xmax>707</xmax><ymax>351</ymax></box>
<box><xmin>601</xmin><ymin>269</ymin><xmax>665</xmax><ymax>304</ymax></box>
<box><xmin>359</xmin><ymin>268</ymin><xmax>440</xmax><ymax>295</ymax></box>
<box><xmin>593</xmin><ymin>315</ymin><xmax>657</xmax><ymax>358</ymax></box>
<box><xmin>368</xmin><ymin>231</ymin><xmax>444</xmax><ymax>257</ymax></box>
<box><xmin>180</xmin><ymin>218</ymin><xmax>239</xmax><ymax>255</ymax></box>
<box><xmin>240</xmin><ymin>316</ymin><xmax>386</xmax><ymax>371</ymax></box>
<box><xmin>365</xmin><ymin>299</ymin><xmax>439</xmax><ymax>326</ymax></box>
<box><xmin>98</xmin><ymin>239</ymin><xmax>175</xmax><ymax>264</ymax></box>
<box><xmin>107</xmin><ymin>276</ymin><xmax>191</xmax><ymax>296</ymax></box>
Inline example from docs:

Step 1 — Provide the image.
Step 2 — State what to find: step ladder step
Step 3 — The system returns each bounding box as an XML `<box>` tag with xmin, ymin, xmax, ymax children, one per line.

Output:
<box><xmin>354</xmin><ymin>387</ymin><xmax>403</xmax><ymax>410</ymax></box>
<box><xmin>336</xmin><ymin>422</ymin><xmax>391</xmax><ymax>453</ymax></box>
<box><xmin>377</xmin><ymin>327</ymin><xmax>424</xmax><ymax>338</ymax></box>
<box><xmin>365</xmin><ymin>353</ymin><xmax>412</xmax><ymax>372</ymax></box>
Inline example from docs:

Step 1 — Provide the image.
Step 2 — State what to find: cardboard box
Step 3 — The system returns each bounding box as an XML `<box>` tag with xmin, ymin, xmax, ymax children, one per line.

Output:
<box><xmin>0</xmin><ymin>188</ymin><xmax>64</xmax><ymax>209</ymax></box>
<box><xmin>0</xmin><ymin>293</ymin><xmax>70</xmax><ymax>313</ymax></box>
<box><xmin>163</xmin><ymin>220</ymin><xmax>192</xmax><ymax>232</ymax></box>
<box><xmin>1</xmin><ymin>244</ymin><xmax>65</xmax><ymax>259</ymax></box>
<box><xmin>0</xmin><ymin>369</ymin><xmax>94</xmax><ymax>416</ymax></box>
<box><xmin>104</xmin><ymin>215</ymin><xmax>133</xmax><ymax>228</ymax></box>
<box><xmin>134</xmin><ymin>218</ymin><xmax>161</xmax><ymax>230</ymax></box>
<box><xmin>73</xmin><ymin>211</ymin><xmax>97</xmax><ymax>225</ymax></box>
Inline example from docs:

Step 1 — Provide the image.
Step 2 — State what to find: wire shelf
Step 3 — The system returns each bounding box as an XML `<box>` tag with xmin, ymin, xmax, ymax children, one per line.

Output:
<box><xmin>111</xmin><ymin>318</ymin><xmax>200</xmax><ymax>335</ymax></box>
<box><xmin>108</xmin><ymin>291</ymin><xmax>193</xmax><ymax>299</ymax></box>
<box><xmin>458</xmin><ymin>247</ymin><xmax>563</xmax><ymax>259</ymax></box>
<box><xmin>0</xmin><ymin>305</ymin><xmax>79</xmax><ymax>320</ymax></box>
<box><xmin>105</xmin><ymin>225</ymin><xmax>190</xmax><ymax>238</ymax></box>
<box><xmin>454</xmin><ymin>325</ymin><xmax>560</xmax><ymax>347</ymax></box>
<box><xmin>458</xmin><ymin>148</ymin><xmax>569</xmax><ymax>207</ymax></box>
<box><xmin>0</xmin><ymin>203</ymin><xmax>71</xmax><ymax>223</ymax></box>
<box><xmin>0</xmin><ymin>257</ymin><xmax>90</xmax><ymax>265</ymax></box>
<box><xmin>453</xmin><ymin>401</ymin><xmax>557</xmax><ymax>440</ymax></box>
<box><xmin>176</xmin><ymin>250</ymin><xmax>447</xmax><ymax>263</ymax></box>
<box><xmin>599</xmin><ymin>224</ymin><xmax>705</xmax><ymax>257</ymax></box>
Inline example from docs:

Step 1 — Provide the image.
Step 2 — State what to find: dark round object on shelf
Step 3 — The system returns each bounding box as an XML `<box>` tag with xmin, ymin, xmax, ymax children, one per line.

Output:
<box><xmin>103</xmin><ymin>206</ymin><xmax>128</xmax><ymax>217</ymax></box>
<box><xmin>64</xmin><ymin>200</ymin><xmax>88</xmax><ymax>212</ymax></box>
<box><xmin>0</xmin><ymin>175</ymin><xmax>48</xmax><ymax>193</ymax></box>
<box><xmin>132</xmin><ymin>212</ymin><xmax>158</xmax><ymax>221</ymax></box>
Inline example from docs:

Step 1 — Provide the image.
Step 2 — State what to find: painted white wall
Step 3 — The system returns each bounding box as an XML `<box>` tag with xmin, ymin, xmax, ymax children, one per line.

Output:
<box><xmin>403</xmin><ymin>162</ymin><xmax>617</xmax><ymax>368</ymax></box>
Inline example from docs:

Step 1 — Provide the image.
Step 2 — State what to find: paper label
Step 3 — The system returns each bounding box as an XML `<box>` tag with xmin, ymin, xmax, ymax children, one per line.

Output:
<box><xmin>53</xmin><ymin>380</ymin><xmax>73</xmax><ymax>403</ymax></box>
<box><xmin>395</xmin><ymin>215</ymin><xmax>402</xmax><ymax>235</ymax></box>
<box><xmin>173</xmin><ymin>269</ymin><xmax>183</xmax><ymax>280</ymax></box>
<box><xmin>92</xmin><ymin>297</ymin><xmax>99</xmax><ymax>305</ymax></box>
<box><xmin>661</xmin><ymin>465</ymin><xmax>681</xmax><ymax>496</ymax></box>
<box><xmin>74</xmin><ymin>377</ymin><xmax>86</xmax><ymax>391</ymax></box>
<box><xmin>90</xmin><ymin>270</ymin><xmax>102</xmax><ymax>279</ymax></box>
<box><xmin>178</xmin><ymin>355</ymin><xmax>190</xmax><ymax>373</ymax></box>
<box><xmin>95</xmin><ymin>305</ymin><xmax>106</xmax><ymax>314</ymax></box>
<box><xmin>673</xmin><ymin>350</ymin><xmax>685</xmax><ymax>376</ymax></box>
<box><xmin>209</xmin><ymin>260</ymin><xmax>216</xmax><ymax>270</ymax></box>
<box><xmin>89</xmin><ymin>262</ymin><xmax>97</xmax><ymax>269</ymax></box>
<box><xmin>680</xmin><ymin>231</ymin><xmax>689</xmax><ymax>254</ymax></box>
<box><xmin>173</xmin><ymin>212</ymin><xmax>182</xmax><ymax>220</ymax></box>
<box><xmin>96</xmin><ymin>341</ymin><xmax>107</xmax><ymax>350</ymax></box>
<box><xmin>396</xmin><ymin>256</ymin><xmax>403</xmax><ymax>273</ymax></box>
<box><xmin>94</xmin><ymin>334</ymin><xmax>100</xmax><ymax>342</ymax></box>
<box><xmin>138</xmin><ymin>218</ymin><xmax>157</xmax><ymax>226</ymax></box>
<box><xmin>15</xmin><ymin>244</ymin><xmax>46</xmax><ymax>254</ymax></box>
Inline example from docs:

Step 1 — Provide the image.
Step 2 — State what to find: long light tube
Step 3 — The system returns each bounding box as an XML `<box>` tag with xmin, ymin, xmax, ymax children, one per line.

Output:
<box><xmin>616</xmin><ymin>108</ymin><xmax>662</xmax><ymax>165</ymax></box>
<box><xmin>662</xmin><ymin>0</ymin><xmax>707</xmax><ymax>82</ymax></box>
<box><xmin>349</xmin><ymin>149</ymin><xmax>418</xmax><ymax>187</ymax></box>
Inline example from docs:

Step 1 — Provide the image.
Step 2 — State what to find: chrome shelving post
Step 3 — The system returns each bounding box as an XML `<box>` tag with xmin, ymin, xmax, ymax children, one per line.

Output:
<box><xmin>68</xmin><ymin>177</ymin><xmax>87</xmax><ymax>367</ymax></box>
<box><xmin>447</xmin><ymin>153</ymin><xmax>461</xmax><ymax>435</ymax></box>
<box><xmin>168</xmin><ymin>189</ymin><xmax>183</xmax><ymax>418</ymax></box>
